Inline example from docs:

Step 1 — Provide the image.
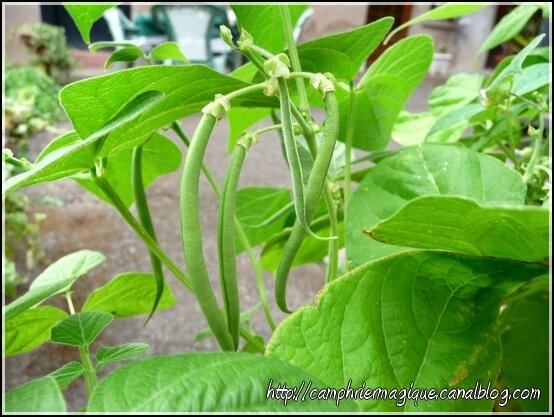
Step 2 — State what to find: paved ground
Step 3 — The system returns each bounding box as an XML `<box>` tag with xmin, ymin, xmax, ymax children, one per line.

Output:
<box><xmin>5</xmin><ymin>77</ymin><xmax>439</xmax><ymax>410</ymax></box>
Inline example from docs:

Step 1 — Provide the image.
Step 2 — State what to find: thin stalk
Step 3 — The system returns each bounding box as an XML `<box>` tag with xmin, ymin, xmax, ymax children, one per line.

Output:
<box><xmin>504</xmin><ymin>90</ymin><xmax>520</xmax><ymax>169</ymax></box>
<box><xmin>280</xmin><ymin>5</ymin><xmax>310</xmax><ymax>115</ymax></box>
<box><xmin>172</xmin><ymin>122</ymin><xmax>276</xmax><ymax>330</ymax></box>
<box><xmin>132</xmin><ymin>145</ymin><xmax>165</xmax><ymax>322</ymax></box>
<box><xmin>343</xmin><ymin>81</ymin><xmax>357</xmax><ymax>204</ymax></box>
<box><xmin>523</xmin><ymin>113</ymin><xmax>545</xmax><ymax>184</ymax></box>
<box><xmin>64</xmin><ymin>291</ymin><xmax>97</xmax><ymax>397</ymax></box>
<box><xmin>92</xmin><ymin>172</ymin><xmax>192</xmax><ymax>291</ymax></box>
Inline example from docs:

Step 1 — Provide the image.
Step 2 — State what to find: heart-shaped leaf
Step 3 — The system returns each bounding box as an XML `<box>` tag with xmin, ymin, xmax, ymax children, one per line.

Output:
<box><xmin>64</xmin><ymin>4</ymin><xmax>119</xmax><ymax>44</ymax></box>
<box><xmin>51</xmin><ymin>312</ymin><xmax>113</xmax><ymax>347</ymax></box>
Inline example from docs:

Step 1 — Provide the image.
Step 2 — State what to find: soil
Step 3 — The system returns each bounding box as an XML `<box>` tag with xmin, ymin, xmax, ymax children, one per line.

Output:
<box><xmin>4</xmin><ymin>78</ymin><xmax>438</xmax><ymax>410</ymax></box>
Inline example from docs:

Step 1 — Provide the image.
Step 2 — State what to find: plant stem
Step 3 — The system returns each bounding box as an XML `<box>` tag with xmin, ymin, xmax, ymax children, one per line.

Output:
<box><xmin>504</xmin><ymin>93</ymin><xmax>520</xmax><ymax>170</ymax></box>
<box><xmin>172</xmin><ymin>122</ymin><xmax>276</xmax><ymax>330</ymax></box>
<box><xmin>343</xmin><ymin>81</ymin><xmax>357</xmax><ymax>204</ymax></box>
<box><xmin>64</xmin><ymin>291</ymin><xmax>97</xmax><ymax>397</ymax></box>
<box><xmin>523</xmin><ymin>113</ymin><xmax>545</xmax><ymax>184</ymax></box>
<box><xmin>92</xmin><ymin>171</ymin><xmax>192</xmax><ymax>291</ymax></box>
<box><xmin>132</xmin><ymin>144</ymin><xmax>165</xmax><ymax>322</ymax></box>
<box><xmin>280</xmin><ymin>4</ymin><xmax>310</xmax><ymax>115</ymax></box>
<box><xmin>239</xmin><ymin>328</ymin><xmax>265</xmax><ymax>353</ymax></box>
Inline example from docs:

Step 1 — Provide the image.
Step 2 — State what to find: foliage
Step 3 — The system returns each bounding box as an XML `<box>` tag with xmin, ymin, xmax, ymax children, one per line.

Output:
<box><xmin>16</xmin><ymin>22</ymin><xmax>76</xmax><ymax>82</ymax></box>
<box><xmin>4</xmin><ymin>3</ymin><xmax>550</xmax><ymax>413</ymax></box>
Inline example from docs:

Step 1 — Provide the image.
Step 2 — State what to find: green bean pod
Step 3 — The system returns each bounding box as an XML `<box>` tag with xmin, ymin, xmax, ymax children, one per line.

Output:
<box><xmin>275</xmin><ymin>90</ymin><xmax>339</xmax><ymax>313</ymax></box>
<box><xmin>217</xmin><ymin>133</ymin><xmax>254</xmax><ymax>349</ymax></box>
<box><xmin>180</xmin><ymin>113</ymin><xmax>234</xmax><ymax>351</ymax></box>
<box><xmin>277</xmin><ymin>77</ymin><xmax>335</xmax><ymax>242</ymax></box>
<box><xmin>132</xmin><ymin>144</ymin><xmax>165</xmax><ymax>323</ymax></box>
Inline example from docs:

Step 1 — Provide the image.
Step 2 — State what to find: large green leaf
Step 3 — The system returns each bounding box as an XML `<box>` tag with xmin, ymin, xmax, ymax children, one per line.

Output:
<box><xmin>346</xmin><ymin>144</ymin><xmax>526</xmax><ymax>267</ymax></box>
<box><xmin>96</xmin><ymin>343</ymin><xmax>150</xmax><ymax>366</ymax></box>
<box><xmin>235</xmin><ymin>188</ymin><xmax>293</xmax><ymax>253</ymax></box>
<box><xmin>267</xmin><ymin>251</ymin><xmax>547</xmax><ymax>412</ymax></box>
<box><xmin>82</xmin><ymin>272</ymin><xmax>176</xmax><ymax>318</ymax></box>
<box><xmin>232</xmin><ymin>4</ymin><xmax>309</xmax><ymax>53</ymax></box>
<box><xmin>342</xmin><ymin>35</ymin><xmax>434</xmax><ymax>151</ymax></box>
<box><xmin>5</xmin><ymin>376</ymin><xmax>66</xmax><ymax>412</ymax></box>
<box><xmin>368</xmin><ymin>196</ymin><xmax>550</xmax><ymax>263</ymax></box>
<box><xmin>227</xmin><ymin>107</ymin><xmax>271</xmax><ymax>152</ymax></box>
<box><xmin>88</xmin><ymin>353</ymin><xmax>359</xmax><ymax>412</ymax></box>
<box><xmin>297</xmin><ymin>17</ymin><xmax>393</xmax><ymax>81</ymax></box>
<box><xmin>4</xmin><ymin>250</ymin><xmax>105</xmax><ymax>320</ymax></box>
<box><xmin>4</xmin><ymin>91</ymin><xmax>165</xmax><ymax>195</ymax></box>
<box><xmin>386</xmin><ymin>3</ymin><xmax>489</xmax><ymax>43</ymax></box>
<box><xmin>479</xmin><ymin>5</ymin><xmax>540</xmax><ymax>53</ymax></box>
<box><xmin>428</xmin><ymin>73</ymin><xmax>483</xmax><ymax>116</ymax></box>
<box><xmin>5</xmin><ymin>306</ymin><xmax>68</xmax><ymax>357</ymax></box>
<box><xmin>500</xmin><ymin>288</ymin><xmax>549</xmax><ymax>412</ymax></box>
<box><xmin>59</xmin><ymin>66</ymin><xmax>275</xmax><ymax>159</ymax></box>
<box><xmin>75</xmin><ymin>133</ymin><xmax>182</xmax><ymax>208</ymax></box>
<box><xmin>51</xmin><ymin>312</ymin><xmax>113</xmax><ymax>347</ymax></box>
<box><xmin>512</xmin><ymin>63</ymin><xmax>551</xmax><ymax>96</ymax></box>
<box><xmin>64</xmin><ymin>4</ymin><xmax>119</xmax><ymax>44</ymax></box>
<box><xmin>49</xmin><ymin>362</ymin><xmax>85</xmax><ymax>390</ymax></box>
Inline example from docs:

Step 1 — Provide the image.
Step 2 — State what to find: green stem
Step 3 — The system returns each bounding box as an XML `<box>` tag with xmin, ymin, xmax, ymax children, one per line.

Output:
<box><xmin>523</xmin><ymin>113</ymin><xmax>545</xmax><ymax>184</ymax></box>
<box><xmin>343</xmin><ymin>82</ymin><xmax>357</xmax><ymax>204</ymax></box>
<box><xmin>280</xmin><ymin>4</ymin><xmax>310</xmax><ymax>115</ymax></box>
<box><xmin>504</xmin><ymin>93</ymin><xmax>520</xmax><ymax>170</ymax></box>
<box><xmin>172</xmin><ymin>122</ymin><xmax>276</xmax><ymax>330</ymax></box>
<box><xmin>93</xmin><ymin>171</ymin><xmax>192</xmax><ymax>291</ymax></box>
<box><xmin>64</xmin><ymin>291</ymin><xmax>97</xmax><ymax>397</ymax></box>
<box><xmin>239</xmin><ymin>328</ymin><xmax>265</xmax><ymax>353</ymax></box>
<box><xmin>132</xmin><ymin>144</ymin><xmax>165</xmax><ymax>322</ymax></box>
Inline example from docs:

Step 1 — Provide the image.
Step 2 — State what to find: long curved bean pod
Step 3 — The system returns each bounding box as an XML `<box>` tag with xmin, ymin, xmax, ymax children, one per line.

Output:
<box><xmin>277</xmin><ymin>77</ymin><xmax>335</xmax><ymax>242</ymax></box>
<box><xmin>275</xmin><ymin>90</ymin><xmax>340</xmax><ymax>313</ymax></box>
<box><xmin>180</xmin><ymin>112</ymin><xmax>234</xmax><ymax>351</ymax></box>
<box><xmin>218</xmin><ymin>133</ymin><xmax>254</xmax><ymax>349</ymax></box>
<box><xmin>132</xmin><ymin>144</ymin><xmax>165</xmax><ymax>323</ymax></box>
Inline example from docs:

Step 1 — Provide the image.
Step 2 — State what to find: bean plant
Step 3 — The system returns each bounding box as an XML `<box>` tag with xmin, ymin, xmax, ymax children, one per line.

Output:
<box><xmin>3</xmin><ymin>3</ymin><xmax>551</xmax><ymax>413</ymax></box>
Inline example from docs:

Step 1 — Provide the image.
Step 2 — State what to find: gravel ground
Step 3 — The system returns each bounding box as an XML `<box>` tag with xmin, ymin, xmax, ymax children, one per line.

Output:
<box><xmin>5</xmin><ymin>77</ymin><xmax>439</xmax><ymax>410</ymax></box>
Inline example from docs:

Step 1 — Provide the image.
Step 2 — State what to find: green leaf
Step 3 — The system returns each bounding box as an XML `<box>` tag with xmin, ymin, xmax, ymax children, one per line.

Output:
<box><xmin>5</xmin><ymin>376</ymin><xmax>66</xmax><ymax>412</ymax></box>
<box><xmin>368</xmin><ymin>196</ymin><xmax>550</xmax><ymax>263</ymax></box>
<box><xmin>232</xmin><ymin>5</ymin><xmax>309</xmax><ymax>53</ymax></box>
<box><xmin>343</xmin><ymin>35</ymin><xmax>434</xmax><ymax>151</ymax></box>
<box><xmin>104</xmin><ymin>46</ymin><xmax>146</xmax><ymax>68</ymax></box>
<box><xmin>513</xmin><ymin>63</ymin><xmax>551</xmax><ymax>96</ymax></box>
<box><xmin>346</xmin><ymin>144</ymin><xmax>526</xmax><ymax>267</ymax></box>
<box><xmin>49</xmin><ymin>362</ymin><xmax>85</xmax><ymax>390</ymax></box>
<box><xmin>227</xmin><ymin>107</ymin><xmax>271</xmax><ymax>152</ymax></box>
<box><xmin>500</xmin><ymin>288</ymin><xmax>549</xmax><ymax>412</ymax></box>
<box><xmin>75</xmin><ymin>133</ymin><xmax>181</xmax><ymax>208</ymax></box>
<box><xmin>60</xmin><ymin>66</ymin><xmax>275</xmax><ymax>157</ymax></box>
<box><xmin>4</xmin><ymin>90</ymin><xmax>165</xmax><ymax>195</ymax></box>
<box><xmin>5</xmin><ymin>306</ymin><xmax>68</xmax><ymax>357</ymax></box>
<box><xmin>392</xmin><ymin>112</ymin><xmax>437</xmax><ymax>146</ymax></box>
<box><xmin>426</xmin><ymin>103</ymin><xmax>486</xmax><ymax>139</ymax></box>
<box><xmin>485</xmin><ymin>35</ymin><xmax>545</xmax><ymax>95</ymax></box>
<box><xmin>386</xmin><ymin>3</ymin><xmax>489</xmax><ymax>43</ymax></box>
<box><xmin>96</xmin><ymin>343</ymin><xmax>150</xmax><ymax>366</ymax></box>
<box><xmin>4</xmin><ymin>250</ymin><xmax>105</xmax><ymax>320</ymax></box>
<box><xmin>479</xmin><ymin>5</ymin><xmax>540</xmax><ymax>53</ymax></box>
<box><xmin>267</xmin><ymin>251</ymin><xmax>547</xmax><ymax>412</ymax></box>
<box><xmin>149</xmin><ymin>41</ymin><xmax>189</xmax><ymax>63</ymax></box>
<box><xmin>235</xmin><ymin>188</ymin><xmax>293</xmax><ymax>253</ymax></box>
<box><xmin>297</xmin><ymin>17</ymin><xmax>394</xmax><ymax>81</ymax></box>
<box><xmin>87</xmin><ymin>352</ymin><xmax>359</xmax><ymax>412</ymax></box>
<box><xmin>82</xmin><ymin>272</ymin><xmax>176</xmax><ymax>318</ymax></box>
<box><xmin>51</xmin><ymin>312</ymin><xmax>113</xmax><ymax>347</ymax></box>
<box><xmin>429</xmin><ymin>73</ymin><xmax>484</xmax><ymax>116</ymax></box>
<box><xmin>64</xmin><ymin>3</ymin><xmax>119</xmax><ymax>44</ymax></box>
